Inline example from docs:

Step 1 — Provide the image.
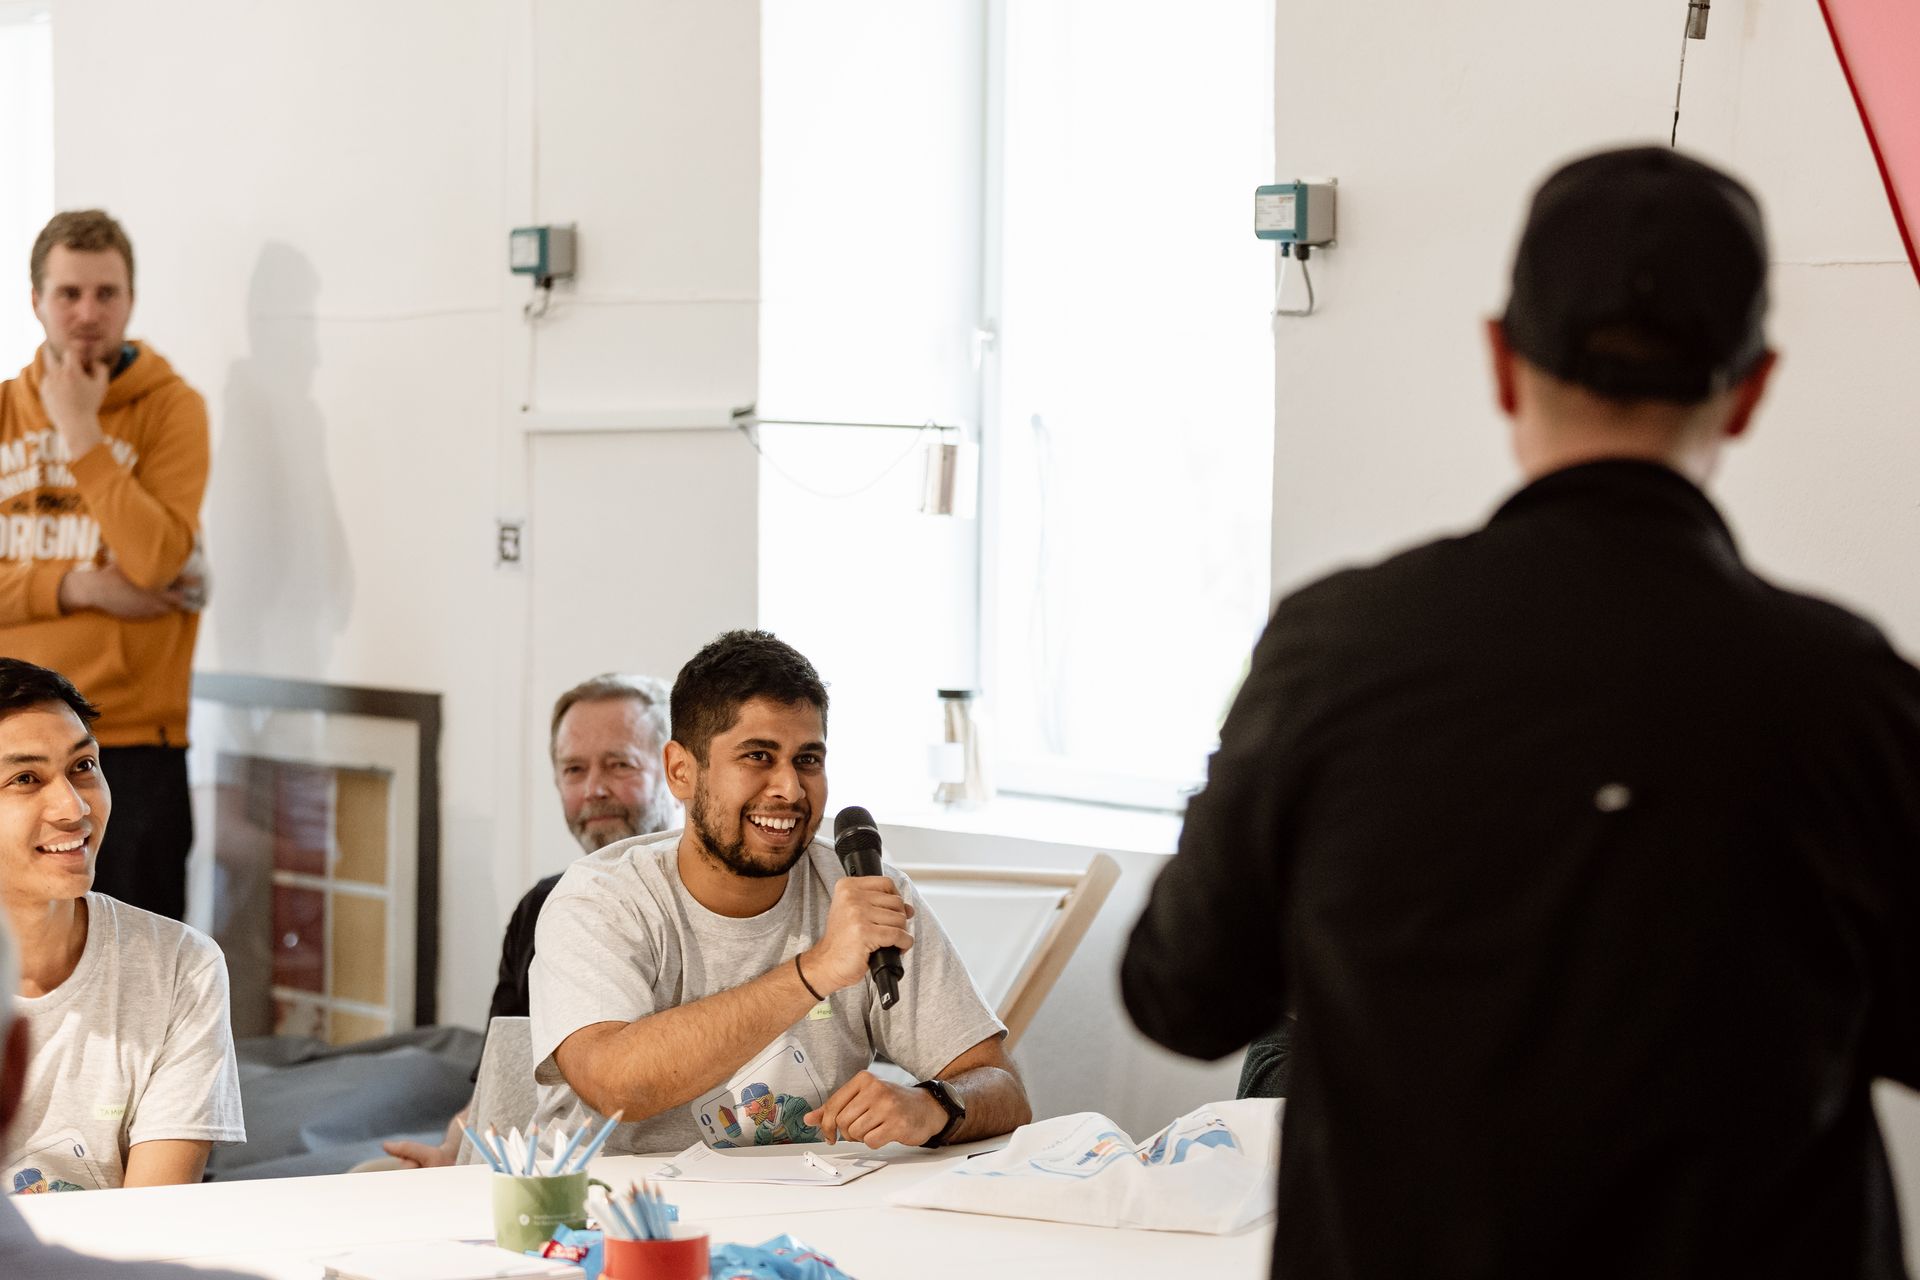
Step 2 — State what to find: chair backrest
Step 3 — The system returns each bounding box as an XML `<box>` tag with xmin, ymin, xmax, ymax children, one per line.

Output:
<box><xmin>897</xmin><ymin>853</ymin><xmax>1119</xmax><ymax>1051</ymax></box>
<box><xmin>459</xmin><ymin>1014</ymin><xmax>536</xmax><ymax>1164</ymax></box>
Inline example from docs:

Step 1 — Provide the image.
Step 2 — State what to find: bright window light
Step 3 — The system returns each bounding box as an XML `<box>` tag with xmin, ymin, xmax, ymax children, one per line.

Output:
<box><xmin>757</xmin><ymin>3</ymin><xmax>987</xmax><ymax>808</ymax></box>
<box><xmin>0</xmin><ymin>3</ymin><xmax>54</xmax><ymax>374</ymax></box>
<box><xmin>985</xmin><ymin>0</ymin><xmax>1276</xmax><ymax>807</ymax></box>
<box><xmin>760</xmin><ymin>0</ymin><xmax>1275</xmax><ymax>815</ymax></box>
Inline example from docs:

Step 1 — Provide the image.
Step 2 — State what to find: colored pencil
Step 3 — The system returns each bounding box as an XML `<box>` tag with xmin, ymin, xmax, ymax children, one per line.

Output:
<box><xmin>463</xmin><ymin>1124</ymin><xmax>504</xmax><ymax>1172</ymax></box>
<box><xmin>548</xmin><ymin>1123</ymin><xmax>590</xmax><ymax>1174</ymax></box>
<box><xmin>561</xmin><ymin>1108</ymin><xmax>624</xmax><ymax>1173</ymax></box>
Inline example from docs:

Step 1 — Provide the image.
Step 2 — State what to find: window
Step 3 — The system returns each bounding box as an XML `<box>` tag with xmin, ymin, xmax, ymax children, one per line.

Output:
<box><xmin>984</xmin><ymin>1</ymin><xmax>1276</xmax><ymax>806</ymax></box>
<box><xmin>0</xmin><ymin>2</ymin><xmax>53</xmax><ymax>372</ymax></box>
<box><xmin>761</xmin><ymin>1</ymin><xmax>1274</xmax><ymax>813</ymax></box>
<box><xmin>757</xmin><ymin>1</ymin><xmax>987</xmax><ymax>806</ymax></box>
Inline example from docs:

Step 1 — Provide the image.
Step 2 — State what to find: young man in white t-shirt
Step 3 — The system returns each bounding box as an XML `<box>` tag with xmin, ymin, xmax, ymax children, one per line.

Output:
<box><xmin>0</xmin><ymin>915</ymin><xmax>259</xmax><ymax>1274</ymax></box>
<box><xmin>0</xmin><ymin>658</ymin><xmax>244</xmax><ymax>1192</ymax></box>
<box><xmin>532</xmin><ymin>630</ymin><xmax>1033</xmax><ymax>1156</ymax></box>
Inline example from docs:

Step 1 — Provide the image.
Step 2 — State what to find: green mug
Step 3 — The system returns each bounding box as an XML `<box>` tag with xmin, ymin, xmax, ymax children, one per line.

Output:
<box><xmin>491</xmin><ymin>1171</ymin><xmax>611</xmax><ymax>1253</ymax></box>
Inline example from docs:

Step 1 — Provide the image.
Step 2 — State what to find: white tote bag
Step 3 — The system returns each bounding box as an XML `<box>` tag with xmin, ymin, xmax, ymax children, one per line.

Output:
<box><xmin>890</xmin><ymin>1099</ymin><xmax>1281</xmax><ymax>1234</ymax></box>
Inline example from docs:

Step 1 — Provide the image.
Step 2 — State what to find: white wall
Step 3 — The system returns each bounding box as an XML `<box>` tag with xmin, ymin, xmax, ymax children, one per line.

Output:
<box><xmin>510</xmin><ymin>0</ymin><xmax>762</xmax><ymax>892</ymax></box>
<box><xmin>50</xmin><ymin>0</ymin><xmax>761</xmax><ymax>1024</ymax></box>
<box><xmin>1266</xmin><ymin>0</ymin><xmax>1920</xmax><ymax>618</ymax></box>
<box><xmin>1267</xmin><ymin>0</ymin><xmax>1920</xmax><ymax>1259</ymax></box>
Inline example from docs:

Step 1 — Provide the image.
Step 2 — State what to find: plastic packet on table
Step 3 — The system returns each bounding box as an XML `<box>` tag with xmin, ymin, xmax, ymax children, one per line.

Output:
<box><xmin>710</xmin><ymin>1233</ymin><xmax>855</xmax><ymax>1280</ymax></box>
<box><xmin>533</xmin><ymin>1224</ymin><xmax>603</xmax><ymax>1276</ymax></box>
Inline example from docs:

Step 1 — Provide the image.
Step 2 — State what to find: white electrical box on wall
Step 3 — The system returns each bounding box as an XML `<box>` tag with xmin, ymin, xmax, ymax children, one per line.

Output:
<box><xmin>508</xmin><ymin>225</ymin><xmax>577</xmax><ymax>280</ymax></box>
<box><xmin>1254</xmin><ymin>180</ymin><xmax>1336</xmax><ymax>247</ymax></box>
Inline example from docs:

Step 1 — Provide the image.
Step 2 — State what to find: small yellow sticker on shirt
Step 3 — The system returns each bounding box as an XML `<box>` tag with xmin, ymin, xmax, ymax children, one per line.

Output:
<box><xmin>807</xmin><ymin>999</ymin><xmax>833</xmax><ymax>1021</ymax></box>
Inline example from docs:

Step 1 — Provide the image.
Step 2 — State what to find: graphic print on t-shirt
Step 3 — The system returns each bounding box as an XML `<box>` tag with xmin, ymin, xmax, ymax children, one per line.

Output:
<box><xmin>5</xmin><ymin>1127</ymin><xmax>106</xmax><ymax>1193</ymax></box>
<box><xmin>692</xmin><ymin>1037</ymin><xmax>827</xmax><ymax>1148</ymax></box>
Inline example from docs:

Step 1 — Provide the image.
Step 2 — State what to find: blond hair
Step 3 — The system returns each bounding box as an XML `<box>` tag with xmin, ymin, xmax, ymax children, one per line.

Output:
<box><xmin>31</xmin><ymin>209</ymin><xmax>136</xmax><ymax>294</ymax></box>
<box><xmin>549</xmin><ymin>673</ymin><xmax>670</xmax><ymax>758</ymax></box>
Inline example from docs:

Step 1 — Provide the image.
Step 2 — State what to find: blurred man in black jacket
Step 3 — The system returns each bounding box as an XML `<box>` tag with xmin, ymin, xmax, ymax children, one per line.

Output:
<box><xmin>1124</xmin><ymin>147</ymin><xmax>1920</xmax><ymax>1278</ymax></box>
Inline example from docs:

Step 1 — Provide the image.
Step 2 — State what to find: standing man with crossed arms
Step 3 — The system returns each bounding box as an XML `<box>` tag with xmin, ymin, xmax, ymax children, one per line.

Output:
<box><xmin>0</xmin><ymin>210</ymin><xmax>210</xmax><ymax>921</ymax></box>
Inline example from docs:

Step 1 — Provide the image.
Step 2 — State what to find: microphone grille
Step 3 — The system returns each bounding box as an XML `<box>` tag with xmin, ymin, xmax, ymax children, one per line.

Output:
<box><xmin>834</xmin><ymin>806</ymin><xmax>878</xmax><ymax>839</ymax></box>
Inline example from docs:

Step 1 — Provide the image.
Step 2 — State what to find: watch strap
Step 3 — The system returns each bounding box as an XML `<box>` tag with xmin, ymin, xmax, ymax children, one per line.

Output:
<box><xmin>915</xmin><ymin>1078</ymin><xmax>966</xmax><ymax>1148</ymax></box>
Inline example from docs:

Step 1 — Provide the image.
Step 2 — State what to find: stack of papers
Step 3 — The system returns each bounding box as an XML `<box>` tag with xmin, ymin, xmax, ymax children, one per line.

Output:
<box><xmin>317</xmin><ymin>1240</ymin><xmax>580</xmax><ymax>1279</ymax></box>
<box><xmin>652</xmin><ymin>1142</ymin><xmax>885</xmax><ymax>1186</ymax></box>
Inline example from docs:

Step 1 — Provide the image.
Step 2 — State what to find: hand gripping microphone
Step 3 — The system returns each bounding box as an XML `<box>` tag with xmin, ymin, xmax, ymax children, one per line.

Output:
<box><xmin>833</xmin><ymin>806</ymin><xmax>903</xmax><ymax>1009</ymax></box>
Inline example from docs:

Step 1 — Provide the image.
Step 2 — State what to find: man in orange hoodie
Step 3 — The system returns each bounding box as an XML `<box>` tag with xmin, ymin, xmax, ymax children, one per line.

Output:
<box><xmin>0</xmin><ymin>210</ymin><xmax>210</xmax><ymax>921</ymax></box>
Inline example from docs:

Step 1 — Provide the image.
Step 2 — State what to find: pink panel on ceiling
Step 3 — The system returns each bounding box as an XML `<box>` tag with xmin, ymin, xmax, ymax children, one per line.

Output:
<box><xmin>1818</xmin><ymin>0</ymin><xmax>1920</xmax><ymax>285</ymax></box>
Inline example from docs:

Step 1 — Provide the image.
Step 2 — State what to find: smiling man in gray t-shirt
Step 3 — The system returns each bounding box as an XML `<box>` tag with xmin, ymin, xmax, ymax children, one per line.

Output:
<box><xmin>531</xmin><ymin>631</ymin><xmax>1030</xmax><ymax>1156</ymax></box>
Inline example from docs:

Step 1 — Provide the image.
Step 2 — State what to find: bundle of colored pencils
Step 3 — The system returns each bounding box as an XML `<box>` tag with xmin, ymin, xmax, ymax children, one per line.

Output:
<box><xmin>592</xmin><ymin>1180</ymin><xmax>679</xmax><ymax>1241</ymax></box>
<box><xmin>464</xmin><ymin>1109</ymin><xmax>624</xmax><ymax>1175</ymax></box>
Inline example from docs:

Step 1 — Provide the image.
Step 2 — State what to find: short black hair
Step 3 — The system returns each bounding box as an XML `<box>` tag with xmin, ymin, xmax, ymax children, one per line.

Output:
<box><xmin>671</xmin><ymin>630</ymin><xmax>828</xmax><ymax>763</ymax></box>
<box><xmin>0</xmin><ymin>658</ymin><xmax>100</xmax><ymax>727</ymax></box>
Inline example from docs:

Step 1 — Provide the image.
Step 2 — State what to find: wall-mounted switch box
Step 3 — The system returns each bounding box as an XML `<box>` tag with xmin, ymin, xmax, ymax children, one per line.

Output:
<box><xmin>496</xmin><ymin>517</ymin><xmax>524</xmax><ymax>566</ymax></box>
<box><xmin>508</xmin><ymin>225</ymin><xmax>576</xmax><ymax>280</ymax></box>
<box><xmin>1254</xmin><ymin>181</ymin><xmax>1336</xmax><ymax>246</ymax></box>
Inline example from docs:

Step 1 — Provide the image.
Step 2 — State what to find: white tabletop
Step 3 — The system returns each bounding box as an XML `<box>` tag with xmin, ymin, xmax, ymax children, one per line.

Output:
<box><xmin>15</xmin><ymin>1145</ymin><xmax>1274</xmax><ymax>1279</ymax></box>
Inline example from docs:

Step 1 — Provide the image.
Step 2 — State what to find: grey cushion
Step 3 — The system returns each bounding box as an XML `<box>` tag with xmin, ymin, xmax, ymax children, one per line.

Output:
<box><xmin>204</xmin><ymin>1026</ymin><xmax>483</xmax><ymax>1181</ymax></box>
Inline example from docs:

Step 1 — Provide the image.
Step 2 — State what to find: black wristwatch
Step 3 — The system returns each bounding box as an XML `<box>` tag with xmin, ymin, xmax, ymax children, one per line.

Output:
<box><xmin>915</xmin><ymin>1078</ymin><xmax>967</xmax><ymax>1148</ymax></box>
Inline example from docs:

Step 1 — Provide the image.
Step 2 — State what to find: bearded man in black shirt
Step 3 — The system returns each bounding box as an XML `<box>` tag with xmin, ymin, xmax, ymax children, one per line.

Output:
<box><xmin>1124</xmin><ymin>146</ymin><xmax>1920</xmax><ymax>1278</ymax></box>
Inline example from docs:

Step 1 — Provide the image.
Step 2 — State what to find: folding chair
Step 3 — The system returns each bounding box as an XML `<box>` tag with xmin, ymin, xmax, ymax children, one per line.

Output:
<box><xmin>898</xmin><ymin>853</ymin><xmax>1120</xmax><ymax>1051</ymax></box>
<box><xmin>457</xmin><ymin>1014</ymin><xmax>537</xmax><ymax>1165</ymax></box>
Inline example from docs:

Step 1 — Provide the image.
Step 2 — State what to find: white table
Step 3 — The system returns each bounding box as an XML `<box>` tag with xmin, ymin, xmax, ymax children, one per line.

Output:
<box><xmin>15</xmin><ymin>1144</ymin><xmax>1273</xmax><ymax>1279</ymax></box>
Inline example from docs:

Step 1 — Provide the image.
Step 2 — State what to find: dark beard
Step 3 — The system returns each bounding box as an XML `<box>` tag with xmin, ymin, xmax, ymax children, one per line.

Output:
<box><xmin>689</xmin><ymin>780</ymin><xmax>806</xmax><ymax>879</ymax></box>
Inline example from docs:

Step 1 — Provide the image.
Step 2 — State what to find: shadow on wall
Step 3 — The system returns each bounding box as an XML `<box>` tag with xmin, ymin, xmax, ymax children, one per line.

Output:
<box><xmin>203</xmin><ymin>243</ymin><xmax>358</xmax><ymax>1030</ymax></box>
<box><xmin>208</xmin><ymin>241</ymin><xmax>354</xmax><ymax>677</ymax></box>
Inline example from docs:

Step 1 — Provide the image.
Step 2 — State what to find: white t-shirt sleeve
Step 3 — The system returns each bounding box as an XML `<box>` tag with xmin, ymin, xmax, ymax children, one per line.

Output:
<box><xmin>128</xmin><ymin>942</ymin><xmax>246</xmax><ymax>1147</ymax></box>
<box><xmin>530</xmin><ymin>873</ymin><xmax>664</xmax><ymax>1086</ymax></box>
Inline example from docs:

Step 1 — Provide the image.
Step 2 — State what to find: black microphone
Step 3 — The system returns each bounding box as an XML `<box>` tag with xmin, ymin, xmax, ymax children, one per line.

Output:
<box><xmin>833</xmin><ymin>805</ymin><xmax>903</xmax><ymax>1009</ymax></box>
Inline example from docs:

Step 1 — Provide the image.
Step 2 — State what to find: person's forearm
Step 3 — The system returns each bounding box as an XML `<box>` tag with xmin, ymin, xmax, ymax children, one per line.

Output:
<box><xmin>944</xmin><ymin>1065</ymin><xmax>1031</xmax><ymax>1143</ymax></box>
<box><xmin>67</xmin><ymin>392</ymin><xmax>207</xmax><ymax>590</ymax></box>
<box><xmin>122</xmin><ymin>1139</ymin><xmax>211</xmax><ymax>1187</ymax></box>
<box><xmin>1122</xmin><ymin>624</ymin><xmax>1300</xmax><ymax>1058</ymax></box>
<box><xmin>1122</xmin><ymin>825</ymin><xmax>1284</xmax><ymax>1059</ymax></box>
<box><xmin>0</xmin><ymin>560</ymin><xmax>65</xmax><ymax>624</ymax></box>
<box><xmin>562</xmin><ymin>960</ymin><xmax>819</xmax><ymax>1120</ymax></box>
<box><xmin>70</xmin><ymin>450</ymin><xmax>199</xmax><ymax>589</ymax></box>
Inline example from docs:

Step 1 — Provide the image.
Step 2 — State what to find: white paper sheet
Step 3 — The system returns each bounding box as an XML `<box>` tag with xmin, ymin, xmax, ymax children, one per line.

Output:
<box><xmin>317</xmin><ymin>1239</ymin><xmax>579</xmax><ymax>1279</ymax></box>
<box><xmin>650</xmin><ymin>1141</ymin><xmax>885</xmax><ymax>1186</ymax></box>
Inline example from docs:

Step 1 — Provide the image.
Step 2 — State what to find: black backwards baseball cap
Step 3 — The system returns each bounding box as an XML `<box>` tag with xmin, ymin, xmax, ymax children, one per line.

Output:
<box><xmin>1500</xmin><ymin>146</ymin><xmax>1770</xmax><ymax>403</ymax></box>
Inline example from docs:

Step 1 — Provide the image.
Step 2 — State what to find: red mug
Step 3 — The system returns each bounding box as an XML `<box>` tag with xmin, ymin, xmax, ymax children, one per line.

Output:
<box><xmin>601</xmin><ymin>1230</ymin><xmax>710</xmax><ymax>1280</ymax></box>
